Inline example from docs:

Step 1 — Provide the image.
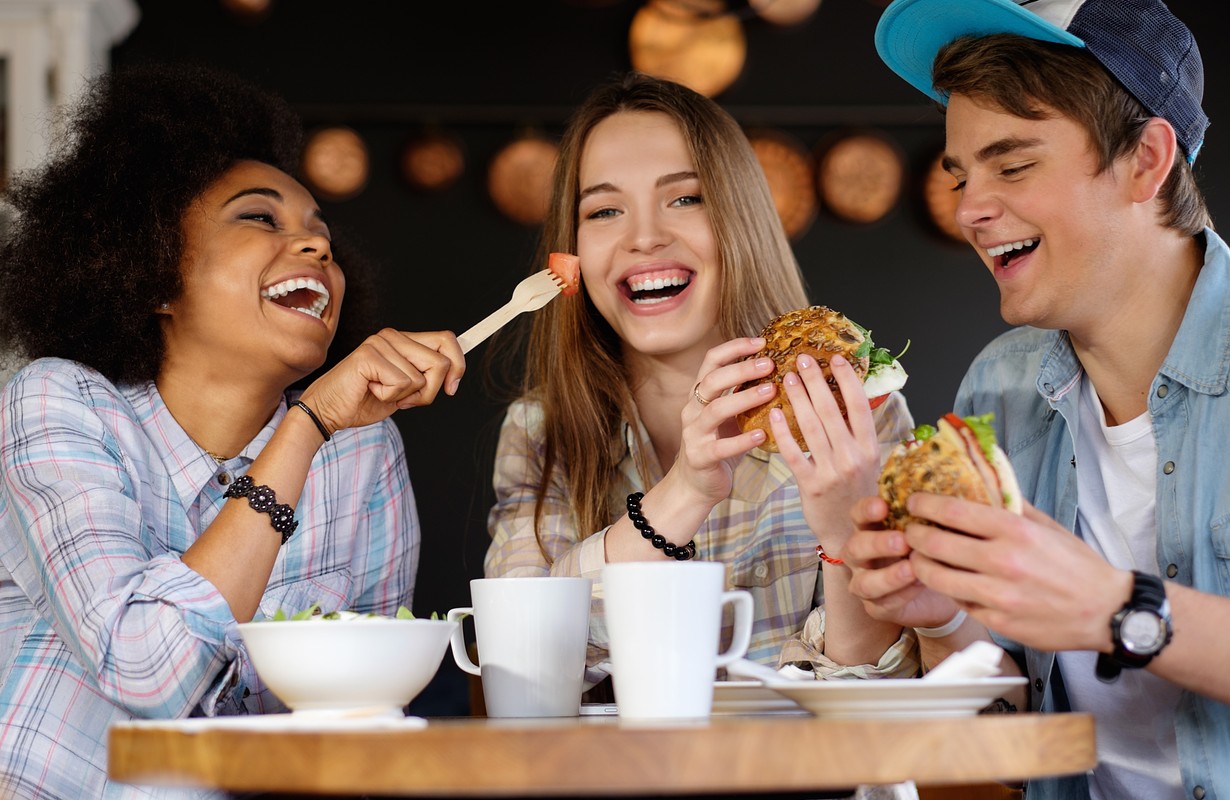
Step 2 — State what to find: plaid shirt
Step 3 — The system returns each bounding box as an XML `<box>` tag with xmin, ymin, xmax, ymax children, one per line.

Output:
<box><xmin>0</xmin><ymin>358</ymin><xmax>418</xmax><ymax>799</ymax></box>
<box><xmin>485</xmin><ymin>392</ymin><xmax>919</xmax><ymax>677</ymax></box>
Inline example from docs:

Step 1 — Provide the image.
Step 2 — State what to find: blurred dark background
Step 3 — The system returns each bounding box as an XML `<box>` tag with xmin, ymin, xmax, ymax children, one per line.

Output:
<box><xmin>107</xmin><ymin>0</ymin><xmax>1226</xmax><ymax>713</ymax></box>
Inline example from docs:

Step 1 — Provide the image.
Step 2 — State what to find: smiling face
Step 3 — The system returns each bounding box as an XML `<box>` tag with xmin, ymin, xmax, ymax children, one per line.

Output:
<box><xmin>944</xmin><ymin>93</ymin><xmax>1136</xmax><ymax>332</ymax></box>
<box><xmin>575</xmin><ymin>111</ymin><xmax>723</xmax><ymax>363</ymax></box>
<box><xmin>164</xmin><ymin>159</ymin><xmax>344</xmax><ymax>385</ymax></box>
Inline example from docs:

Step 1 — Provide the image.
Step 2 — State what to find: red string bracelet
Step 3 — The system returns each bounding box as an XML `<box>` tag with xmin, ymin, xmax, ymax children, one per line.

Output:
<box><xmin>816</xmin><ymin>544</ymin><xmax>844</xmax><ymax>566</ymax></box>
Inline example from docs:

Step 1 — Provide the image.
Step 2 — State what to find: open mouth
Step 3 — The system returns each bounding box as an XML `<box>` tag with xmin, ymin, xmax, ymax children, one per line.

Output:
<box><xmin>622</xmin><ymin>269</ymin><xmax>693</xmax><ymax>306</ymax></box>
<box><xmin>987</xmin><ymin>238</ymin><xmax>1038</xmax><ymax>270</ymax></box>
<box><xmin>261</xmin><ymin>277</ymin><xmax>330</xmax><ymax>320</ymax></box>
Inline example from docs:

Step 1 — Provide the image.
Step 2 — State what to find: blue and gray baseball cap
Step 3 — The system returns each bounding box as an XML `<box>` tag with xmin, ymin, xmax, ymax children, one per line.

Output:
<box><xmin>875</xmin><ymin>0</ymin><xmax>1208</xmax><ymax>161</ymax></box>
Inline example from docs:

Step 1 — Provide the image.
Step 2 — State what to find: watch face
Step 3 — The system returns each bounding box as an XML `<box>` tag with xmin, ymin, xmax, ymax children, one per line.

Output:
<box><xmin>1121</xmin><ymin>609</ymin><xmax>1166</xmax><ymax>654</ymax></box>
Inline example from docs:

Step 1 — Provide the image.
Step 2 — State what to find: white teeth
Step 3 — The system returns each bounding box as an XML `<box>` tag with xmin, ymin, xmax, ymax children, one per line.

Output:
<box><xmin>986</xmin><ymin>238</ymin><xmax>1037</xmax><ymax>258</ymax></box>
<box><xmin>628</xmin><ymin>275</ymin><xmax>689</xmax><ymax>293</ymax></box>
<box><xmin>261</xmin><ymin>277</ymin><xmax>330</xmax><ymax>319</ymax></box>
<box><xmin>261</xmin><ymin>277</ymin><xmax>329</xmax><ymax>302</ymax></box>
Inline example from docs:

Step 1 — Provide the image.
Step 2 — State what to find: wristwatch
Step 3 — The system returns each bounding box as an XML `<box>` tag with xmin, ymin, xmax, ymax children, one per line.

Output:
<box><xmin>1095</xmin><ymin>570</ymin><xmax>1172</xmax><ymax>682</ymax></box>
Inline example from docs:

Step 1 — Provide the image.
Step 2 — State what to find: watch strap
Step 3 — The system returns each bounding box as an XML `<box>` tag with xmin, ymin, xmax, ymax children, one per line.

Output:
<box><xmin>1096</xmin><ymin>571</ymin><xmax>1171</xmax><ymax>682</ymax></box>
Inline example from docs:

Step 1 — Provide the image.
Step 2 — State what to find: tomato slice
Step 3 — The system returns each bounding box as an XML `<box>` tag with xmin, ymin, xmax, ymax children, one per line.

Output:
<box><xmin>942</xmin><ymin>412</ymin><xmax>965</xmax><ymax>429</ymax></box>
<box><xmin>548</xmin><ymin>252</ymin><xmax>581</xmax><ymax>297</ymax></box>
<box><xmin>868</xmin><ymin>394</ymin><xmax>888</xmax><ymax>410</ymax></box>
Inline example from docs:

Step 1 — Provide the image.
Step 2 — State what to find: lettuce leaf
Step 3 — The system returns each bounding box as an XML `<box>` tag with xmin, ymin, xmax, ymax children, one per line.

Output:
<box><xmin>961</xmin><ymin>413</ymin><xmax>999</xmax><ymax>462</ymax></box>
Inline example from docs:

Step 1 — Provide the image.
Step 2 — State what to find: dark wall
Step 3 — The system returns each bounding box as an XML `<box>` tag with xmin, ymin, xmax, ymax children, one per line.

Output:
<box><xmin>111</xmin><ymin>0</ymin><xmax>1227</xmax><ymax>688</ymax></box>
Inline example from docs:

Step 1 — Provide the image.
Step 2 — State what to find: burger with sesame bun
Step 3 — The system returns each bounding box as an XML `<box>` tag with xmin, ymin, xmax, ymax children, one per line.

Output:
<box><xmin>735</xmin><ymin>305</ymin><xmax>909</xmax><ymax>452</ymax></box>
<box><xmin>878</xmin><ymin>413</ymin><xmax>1023</xmax><ymax>531</ymax></box>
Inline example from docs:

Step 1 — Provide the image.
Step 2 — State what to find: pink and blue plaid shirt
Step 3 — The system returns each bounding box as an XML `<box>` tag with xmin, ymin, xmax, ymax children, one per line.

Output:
<box><xmin>0</xmin><ymin>358</ymin><xmax>418</xmax><ymax>799</ymax></box>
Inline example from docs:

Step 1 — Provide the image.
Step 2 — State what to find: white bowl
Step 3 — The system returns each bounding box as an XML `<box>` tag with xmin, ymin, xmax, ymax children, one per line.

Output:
<box><xmin>237</xmin><ymin>616</ymin><xmax>458</xmax><ymax>714</ymax></box>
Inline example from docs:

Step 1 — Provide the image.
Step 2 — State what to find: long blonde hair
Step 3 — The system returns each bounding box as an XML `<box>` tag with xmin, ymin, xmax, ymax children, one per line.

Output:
<box><xmin>520</xmin><ymin>72</ymin><xmax>809</xmax><ymax>550</ymax></box>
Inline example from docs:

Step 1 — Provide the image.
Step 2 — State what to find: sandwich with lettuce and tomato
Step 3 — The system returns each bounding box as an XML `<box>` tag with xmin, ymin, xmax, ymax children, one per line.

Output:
<box><xmin>878</xmin><ymin>413</ymin><xmax>1023</xmax><ymax>530</ymax></box>
<box><xmin>735</xmin><ymin>305</ymin><xmax>909</xmax><ymax>452</ymax></box>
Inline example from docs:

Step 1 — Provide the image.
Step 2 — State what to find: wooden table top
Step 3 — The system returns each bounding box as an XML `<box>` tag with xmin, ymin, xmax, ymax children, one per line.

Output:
<box><xmin>108</xmin><ymin>712</ymin><xmax>1096</xmax><ymax>797</ymax></box>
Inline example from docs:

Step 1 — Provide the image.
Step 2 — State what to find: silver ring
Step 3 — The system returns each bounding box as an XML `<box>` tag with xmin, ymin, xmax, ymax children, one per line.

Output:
<box><xmin>693</xmin><ymin>381</ymin><xmax>712</xmax><ymax>406</ymax></box>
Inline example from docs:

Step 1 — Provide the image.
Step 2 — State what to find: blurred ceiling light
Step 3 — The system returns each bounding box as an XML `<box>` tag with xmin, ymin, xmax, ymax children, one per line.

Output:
<box><xmin>816</xmin><ymin>130</ymin><xmax>904</xmax><ymax>224</ymax></box>
<box><xmin>221</xmin><ymin>0</ymin><xmax>273</xmax><ymax>21</ymax></box>
<box><xmin>401</xmin><ymin>131</ymin><xmax>466</xmax><ymax>193</ymax></box>
<box><xmin>301</xmin><ymin>126</ymin><xmax>370</xmax><ymax>203</ymax></box>
<box><xmin>488</xmin><ymin>134</ymin><xmax>559</xmax><ymax>226</ymax></box>
<box><xmin>749</xmin><ymin>0</ymin><xmax>822</xmax><ymax>26</ymax></box>
<box><xmin>628</xmin><ymin>0</ymin><xmax>746</xmax><ymax>98</ymax></box>
<box><xmin>747</xmin><ymin>129</ymin><xmax>817</xmax><ymax>240</ymax></box>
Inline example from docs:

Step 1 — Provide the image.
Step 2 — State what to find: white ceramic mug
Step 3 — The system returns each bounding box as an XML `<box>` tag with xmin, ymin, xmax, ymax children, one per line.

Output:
<box><xmin>448</xmin><ymin>576</ymin><xmax>592</xmax><ymax>718</ymax></box>
<box><xmin>602</xmin><ymin>560</ymin><xmax>753</xmax><ymax>721</ymax></box>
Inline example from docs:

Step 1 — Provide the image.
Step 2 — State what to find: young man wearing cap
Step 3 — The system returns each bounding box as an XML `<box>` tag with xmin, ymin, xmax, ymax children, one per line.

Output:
<box><xmin>840</xmin><ymin>0</ymin><xmax>1228</xmax><ymax>798</ymax></box>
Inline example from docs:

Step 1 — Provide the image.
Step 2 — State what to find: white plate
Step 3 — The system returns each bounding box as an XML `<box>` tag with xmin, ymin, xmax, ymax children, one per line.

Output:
<box><xmin>712</xmin><ymin>680</ymin><xmax>808</xmax><ymax>716</ymax></box>
<box><xmin>112</xmin><ymin>713</ymin><xmax>428</xmax><ymax>733</ymax></box>
<box><xmin>763</xmin><ymin>676</ymin><xmax>1027</xmax><ymax>719</ymax></box>
<box><xmin>579</xmin><ymin>683</ymin><xmax>807</xmax><ymax>718</ymax></box>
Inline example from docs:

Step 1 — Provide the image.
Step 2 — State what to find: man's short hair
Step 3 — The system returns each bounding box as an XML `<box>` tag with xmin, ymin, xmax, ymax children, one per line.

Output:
<box><xmin>876</xmin><ymin>0</ymin><xmax>1208</xmax><ymax>163</ymax></box>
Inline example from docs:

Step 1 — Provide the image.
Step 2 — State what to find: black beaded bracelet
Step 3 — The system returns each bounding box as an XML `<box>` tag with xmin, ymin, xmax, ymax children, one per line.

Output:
<box><xmin>224</xmin><ymin>475</ymin><xmax>298</xmax><ymax>545</ymax></box>
<box><xmin>626</xmin><ymin>492</ymin><xmax>696</xmax><ymax>561</ymax></box>
<box><xmin>292</xmin><ymin>400</ymin><xmax>332</xmax><ymax>443</ymax></box>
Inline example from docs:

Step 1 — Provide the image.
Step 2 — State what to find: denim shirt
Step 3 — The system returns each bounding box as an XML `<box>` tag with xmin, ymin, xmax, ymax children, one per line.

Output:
<box><xmin>954</xmin><ymin>228</ymin><xmax>1230</xmax><ymax>800</ymax></box>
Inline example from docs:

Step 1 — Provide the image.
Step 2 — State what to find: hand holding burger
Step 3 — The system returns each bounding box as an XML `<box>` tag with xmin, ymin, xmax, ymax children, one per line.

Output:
<box><xmin>735</xmin><ymin>305</ymin><xmax>909</xmax><ymax>452</ymax></box>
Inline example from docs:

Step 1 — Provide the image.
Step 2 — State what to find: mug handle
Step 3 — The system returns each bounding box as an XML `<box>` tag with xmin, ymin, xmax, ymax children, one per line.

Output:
<box><xmin>446</xmin><ymin>606</ymin><xmax>480</xmax><ymax>676</ymax></box>
<box><xmin>714</xmin><ymin>589</ymin><xmax>754</xmax><ymax>668</ymax></box>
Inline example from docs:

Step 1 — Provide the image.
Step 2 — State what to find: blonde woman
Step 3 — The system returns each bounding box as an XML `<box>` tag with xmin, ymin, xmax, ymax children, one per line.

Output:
<box><xmin>485</xmin><ymin>73</ymin><xmax>918</xmax><ymax>678</ymax></box>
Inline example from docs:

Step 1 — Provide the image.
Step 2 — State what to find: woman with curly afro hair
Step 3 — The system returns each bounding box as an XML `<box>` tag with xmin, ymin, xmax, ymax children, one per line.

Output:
<box><xmin>0</xmin><ymin>62</ymin><xmax>464</xmax><ymax>798</ymax></box>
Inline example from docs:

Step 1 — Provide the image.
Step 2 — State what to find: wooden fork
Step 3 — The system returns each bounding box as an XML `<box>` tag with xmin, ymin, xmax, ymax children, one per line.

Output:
<box><xmin>456</xmin><ymin>268</ymin><xmax>567</xmax><ymax>354</ymax></box>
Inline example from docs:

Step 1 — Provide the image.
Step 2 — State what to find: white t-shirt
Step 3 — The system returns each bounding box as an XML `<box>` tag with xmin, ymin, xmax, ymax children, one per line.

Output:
<box><xmin>1056</xmin><ymin>374</ymin><xmax>1182</xmax><ymax>799</ymax></box>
